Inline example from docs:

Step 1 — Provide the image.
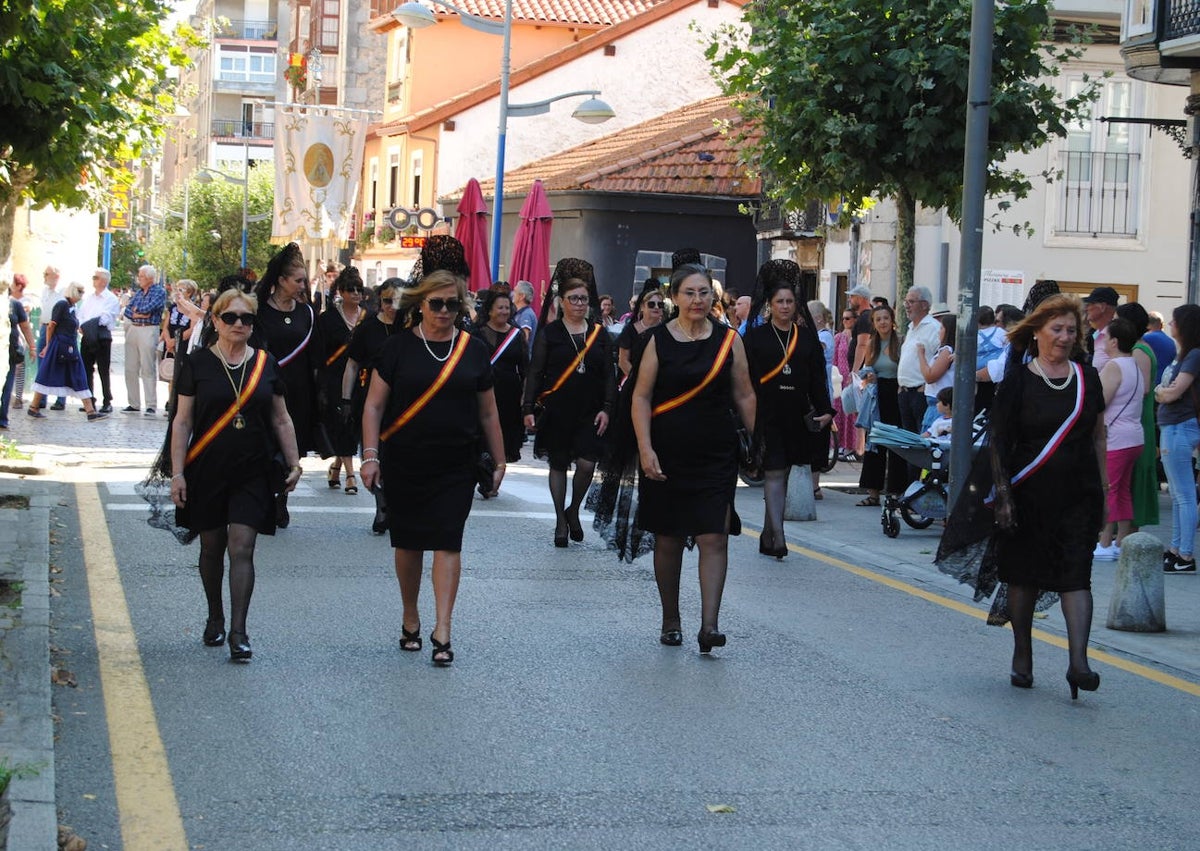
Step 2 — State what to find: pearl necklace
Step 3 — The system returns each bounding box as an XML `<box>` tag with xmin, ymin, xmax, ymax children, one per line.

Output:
<box><xmin>417</xmin><ymin>325</ymin><xmax>456</xmax><ymax>362</ymax></box>
<box><xmin>1031</xmin><ymin>357</ymin><xmax>1074</xmax><ymax>390</ymax></box>
<box><xmin>338</xmin><ymin>305</ymin><xmax>361</xmax><ymax>333</ymax></box>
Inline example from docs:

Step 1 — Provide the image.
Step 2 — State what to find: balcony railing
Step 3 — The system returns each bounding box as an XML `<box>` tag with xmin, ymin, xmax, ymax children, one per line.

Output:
<box><xmin>213</xmin><ymin>19</ymin><xmax>278</xmax><ymax>40</ymax></box>
<box><xmin>211</xmin><ymin>120</ymin><xmax>275</xmax><ymax>140</ymax></box>
<box><xmin>1056</xmin><ymin>150</ymin><xmax>1140</xmax><ymax>237</ymax></box>
<box><xmin>387</xmin><ymin>81</ymin><xmax>403</xmax><ymax>104</ymax></box>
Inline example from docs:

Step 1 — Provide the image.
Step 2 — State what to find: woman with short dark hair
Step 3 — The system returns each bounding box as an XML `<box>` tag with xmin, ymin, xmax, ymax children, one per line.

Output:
<box><xmin>318</xmin><ymin>266</ymin><xmax>366</xmax><ymax>493</ymax></box>
<box><xmin>1154</xmin><ymin>303</ymin><xmax>1200</xmax><ymax>572</ymax></box>
<box><xmin>472</xmin><ymin>286</ymin><xmax>527</xmax><ymax>463</ymax></box>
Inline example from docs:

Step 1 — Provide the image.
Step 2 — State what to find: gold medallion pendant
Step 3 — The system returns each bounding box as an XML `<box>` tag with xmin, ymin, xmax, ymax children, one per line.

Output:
<box><xmin>233</xmin><ymin>414</ymin><xmax>246</xmax><ymax>430</ymax></box>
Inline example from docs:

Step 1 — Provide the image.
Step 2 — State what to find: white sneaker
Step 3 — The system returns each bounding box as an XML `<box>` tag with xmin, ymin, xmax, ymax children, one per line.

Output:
<box><xmin>1093</xmin><ymin>543</ymin><xmax>1119</xmax><ymax>561</ymax></box>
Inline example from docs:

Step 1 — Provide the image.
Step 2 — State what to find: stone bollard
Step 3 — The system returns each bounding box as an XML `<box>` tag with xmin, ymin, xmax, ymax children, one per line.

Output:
<box><xmin>783</xmin><ymin>465</ymin><xmax>816</xmax><ymax>521</ymax></box>
<box><xmin>1106</xmin><ymin>531</ymin><xmax>1166</xmax><ymax>632</ymax></box>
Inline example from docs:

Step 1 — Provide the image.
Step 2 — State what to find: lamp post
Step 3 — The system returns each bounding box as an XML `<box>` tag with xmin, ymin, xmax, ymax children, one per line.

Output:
<box><xmin>391</xmin><ymin>0</ymin><xmax>615</xmax><ymax>279</ymax></box>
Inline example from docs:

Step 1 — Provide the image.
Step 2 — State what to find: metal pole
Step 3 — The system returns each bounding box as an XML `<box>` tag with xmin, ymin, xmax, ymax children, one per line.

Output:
<box><xmin>241</xmin><ymin>137</ymin><xmax>249</xmax><ymax>270</ymax></box>
<box><xmin>489</xmin><ymin>0</ymin><xmax>514</xmax><ymax>280</ymax></box>
<box><xmin>947</xmin><ymin>0</ymin><xmax>994</xmax><ymax>508</ymax></box>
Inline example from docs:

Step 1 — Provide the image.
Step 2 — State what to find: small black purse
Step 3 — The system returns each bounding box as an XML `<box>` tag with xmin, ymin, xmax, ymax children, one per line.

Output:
<box><xmin>476</xmin><ymin>449</ymin><xmax>497</xmax><ymax>497</ymax></box>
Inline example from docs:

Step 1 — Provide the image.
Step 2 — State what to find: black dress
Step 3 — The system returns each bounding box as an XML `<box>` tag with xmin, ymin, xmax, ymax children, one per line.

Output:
<box><xmin>638</xmin><ymin>321</ymin><xmax>740</xmax><ymax>537</ymax></box>
<box><xmin>472</xmin><ymin>323</ymin><xmax>527</xmax><ymax>462</ymax></box>
<box><xmin>744</xmin><ymin>321</ymin><xmax>833</xmax><ymax>470</ymax></box>
<box><xmin>175</xmin><ymin>348</ymin><xmax>285</xmax><ymax>535</ymax></box>
<box><xmin>522</xmin><ymin>320</ymin><xmax>617</xmax><ymax>470</ymax></box>
<box><xmin>252</xmin><ymin>302</ymin><xmax>322</xmax><ymax>456</ymax></box>
<box><xmin>317</xmin><ymin>306</ymin><xmax>363</xmax><ymax>456</ymax></box>
<box><xmin>346</xmin><ymin>313</ymin><xmax>398</xmax><ymax>420</ymax></box>
<box><xmin>377</xmin><ymin>330</ymin><xmax>494</xmax><ymax>551</ymax></box>
<box><xmin>993</xmin><ymin>366</ymin><xmax>1105</xmax><ymax>592</ymax></box>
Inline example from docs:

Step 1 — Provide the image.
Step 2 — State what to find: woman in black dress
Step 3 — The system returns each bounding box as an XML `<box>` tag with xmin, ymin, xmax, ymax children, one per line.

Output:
<box><xmin>631</xmin><ymin>263</ymin><xmax>757</xmax><ymax>653</ymax></box>
<box><xmin>252</xmin><ymin>242</ymin><xmax>323</xmax><ymax>528</ymax></box>
<box><xmin>744</xmin><ymin>261</ymin><xmax>833</xmax><ymax>558</ymax></box>
<box><xmin>27</xmin><ymin>282</ymin><xmax>108</xmax><ymax>421</ymax></box>
<box><xmin>616</xmin><ymin>280</ymin><xmax>665</xmax><ymax>379</ymax></box>
<box><xmin>359</xmin><ymin>270</ymin><xmax>505</xmax><ymax>667</ymax></box>
<box><xmin>522</xmin><ymin>258</ymin><xmax>617</xmax><ymax>547</ymax></box>
<box><xmin>318</xmin><ymin>266</ymin><xmax>366</xmax><ymax>494</ymax></box>
<box><xmin>169</xmin><ymin>289</ymin><xmax>302</xmax><ymax>661</ymax></box>
<box><xmin>938</xmin><ymin>295</ymin><xmax>1106</xmax><ymax>699</ymax></box>
<box><xmin>471</xmin><ymin>286</ymin><xmax>527</xmax><ymax>463</ymax></box>
<box><xmin>342</xmin><ymin>278</ymin><xmax>403</xmax><ymax>534</ymax></box>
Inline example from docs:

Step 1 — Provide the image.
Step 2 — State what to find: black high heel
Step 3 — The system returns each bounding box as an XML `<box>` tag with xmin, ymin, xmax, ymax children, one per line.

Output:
<box><xmin>1066</xmin><ymin>669</ymin><xmax>1100</xmax><ymax>700</ymax></box>
<box><xmin>566</xmin><ymin>509</ymin><xmax>584</xmax><ymax>542</ymax></box>
<box><xmin>228</xmin><ymin>631</ymin><xmax>252</xmax><ymax>662</ymax></box>
<box><xmin>372</xmin><ymin>514</ymin><xmax>388</xmax><ymax>535</ymax></box>
<box><xmin>430</xmin><ymin>633</ymin><xmax>454</xmax><ymax>667</ymax></box>
<box><xmin>697</xmin><ymin>629</ymin><xmax>726</xmax><ymax>654</ymax></box>
<box><xmin>1010</xmin><ymin>671</ymin><xmax>1034</xmax><ymax>689</ymax></box>
<box><xmin>659</xmin><ymin>629</ymin><xmax>683</xmax><ymax>646</ymax></box>
<box><xmin>327</xmin><ymin>462</ymin><xmax>340</xmax><ymax>489</ymax></box>
<box><xmin>554</xmin><ymin>520</ymin><xmax>569</xmax><ymax>548</ymax></box>
<box><xmin>400</xmin><ymin>625</ymin><xmax>422</xmax><ymax>652</ymax></box>
<box><xmin>203</xmin><ymin>618</ymin><xmax>226</xmax><ymax>647</ymax></box>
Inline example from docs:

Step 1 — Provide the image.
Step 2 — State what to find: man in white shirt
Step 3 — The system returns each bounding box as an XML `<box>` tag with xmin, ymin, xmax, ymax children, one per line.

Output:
<box><xmin>897</xmin><ymin>285</ymin><xmax>942</xmax><ymax>480</ymax></box>
<box><xmin>76</xmin><ymin>268</ymin><xmax>121</xmax><ymax>413</ymax></box>
<box><xmin>1084</xmin><ymin>286</ymin><xmax>1119</xmax><ymax>373</ymax></box>
<box><xmin>37</xmin><ymin>265</ymin><xmax>67</xmax><ymax>409</ymax></box>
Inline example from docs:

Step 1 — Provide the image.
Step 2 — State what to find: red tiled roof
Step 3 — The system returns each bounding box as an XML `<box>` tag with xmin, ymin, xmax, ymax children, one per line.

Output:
<box><xmin>435</xmin><ymin>0</ymin><xmax>661</xmax><ymax>27</ymax></box>
<box><xmin>374</xmin><ymin>0</ymin><xmax>747</xmax><ymax>137</ymax></box>
<box><xmin>451</xmin><ymin>95</ymin><xmax>761</xmax><ymax>199</ymax></box>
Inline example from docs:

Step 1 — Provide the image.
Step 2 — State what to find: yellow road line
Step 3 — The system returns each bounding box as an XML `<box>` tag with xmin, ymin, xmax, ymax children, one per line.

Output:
<box><xmin>743</xmin><ymin>527</ymin><xmax>1200</xmax><ymax>697</ymax></box>
<box><xmin>76</xmin><ymin>482</ymin><xmax>189</xmax><ymax>850</ymax></box>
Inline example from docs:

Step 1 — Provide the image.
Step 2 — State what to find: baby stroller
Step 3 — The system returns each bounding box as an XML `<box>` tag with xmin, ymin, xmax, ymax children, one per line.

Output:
<box><xmin>869</xmin><ymin>414</ymin><xmax>987</xmax><ymax>538</ymax></box>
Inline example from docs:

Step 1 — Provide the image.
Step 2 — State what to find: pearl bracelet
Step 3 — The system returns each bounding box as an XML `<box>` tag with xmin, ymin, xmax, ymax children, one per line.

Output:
<box><xmin>360</xmin><ymin>458</ymin><xmax>380</xmax><ymax>467</ymax></box>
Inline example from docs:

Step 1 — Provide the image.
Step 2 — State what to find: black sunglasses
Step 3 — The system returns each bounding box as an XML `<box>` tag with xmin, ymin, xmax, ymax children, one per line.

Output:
<box><xmin>426</xmin><ymin>297</ymin><xmax>462</xmax><ymax>313</ymax></box>
<box><xmin>645</xmin><ymin>300</ymin><xmax>664</xmax><ymax>308</ymax></box>
<box><xmin>219</xmin><ymin>311</ymin><xmax>255</xmax><ymax>326</ymax></box>
<box><xmin>342</xmin><ymin>286</ymin><xmax>363</xmax><ymax>293</ymax></box>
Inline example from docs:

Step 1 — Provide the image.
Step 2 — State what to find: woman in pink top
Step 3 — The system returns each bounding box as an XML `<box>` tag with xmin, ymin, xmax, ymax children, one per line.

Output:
<box><xmin>832</xmin><ymin>307</ymin><xmax>858</xmax><ymax>456</ymax></box>
<box><xmin>1094</xmin><ymin>317</ymin><xmax>1147</xmax><ymax>560</ymax></box>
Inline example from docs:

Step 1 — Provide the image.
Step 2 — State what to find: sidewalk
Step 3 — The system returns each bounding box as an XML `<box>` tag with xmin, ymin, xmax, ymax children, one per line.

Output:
<box><xmin>736</xmin><ymin>459</ymin><xmax>1200</xmax><ymax>683</ymax></box>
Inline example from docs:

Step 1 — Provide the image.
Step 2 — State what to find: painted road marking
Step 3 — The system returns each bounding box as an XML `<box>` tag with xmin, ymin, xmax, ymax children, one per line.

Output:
<box><xmin>741</xmin><ymin>526</ymin><xmax>1200</xmax><ymax>698</ymax></box>
<box><xmin>76</xmin><ymin>482</ymin><xmax>189</xmax><ymax>850</ymax></box>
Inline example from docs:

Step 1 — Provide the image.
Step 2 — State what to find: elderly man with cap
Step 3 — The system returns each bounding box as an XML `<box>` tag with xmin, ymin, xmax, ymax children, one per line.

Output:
<box><xmin>847</xmin><ymin>284</ymin><xmax>876</xmax><ymax>372</ymax></box>
<box><xmin>896</xmin><ymin>285</ymin><xmax>943</xmax><ymax>481</ymax></box>
<box><xmin>1084</xmin><ymin>286</ymin><xmax>1119</xmax><ymax>373</ymax></box>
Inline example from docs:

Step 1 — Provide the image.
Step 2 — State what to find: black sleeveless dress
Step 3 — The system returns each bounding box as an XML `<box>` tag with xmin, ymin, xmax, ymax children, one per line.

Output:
<box><xmin>638</xmin><ymin>321</ymin><xmax>740</xmax><ymax>537</ymax></box>
<box><xmin>744</xmin><ymin>321</ymin><xmax>833</xmax><ymax>470</ymax></box>
<box><xmin>252</xmin><ymin>302</ymin><xmax>322</xmax><ymax>456</ymax></box>
<box><xmin>317</xmin><ymin>307</ymin><xmax>362</xmax><ymax>456</ymax></box>
<box><xmin>472</xmin><ymin>324</ymin><xmax>527</xmax><ymax>462</ymax></box>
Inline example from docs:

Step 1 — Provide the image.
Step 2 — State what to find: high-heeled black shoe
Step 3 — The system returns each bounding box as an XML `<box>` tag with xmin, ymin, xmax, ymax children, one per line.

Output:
<box><xmin>659</xmin><ymin>629</ymin><xmax>683</xmax><ymax>646</ymax></box>
<box><xmin>327</xmin><ymin>462</ymin><xmax>340</xmax><ymax>489</ymax></box>
<box><xmin>697</xmin><ymin>629</ymin><xmax>726</xmax><ymax>654</ymax></box>
<box><xmin>554</xmin><ymin>521</ymin><xmax>569</xmax><ymax>548</ymax></box>
<box><xmin>372</xmin><ymin>514</ymin><xmax>388</xmax><ymax>535</ymax></box>
<box><xmin>430</xmin><ymin>633</ymin><xmax>454</xmax><ymax>667</ymax></box>
<box><xmin>203</xmin><ymin>618</ymin><xmax>226</xmax><ymax>647</ymax></box>
<box><xmin>400</xmin><ymin>626</ymin><xmax>422</xmax><ymax>652</ymax></box>
<box><xmin>1066</xmin><ymin>669</ymin><xmax>1100</xmax><ymax>700</ymax></box>
<box><xmin>228</xmin><ymin>631</ymin><xmax>252</xmax><ymax>662</ymax></box>
<box><xmin>566</xmin><ymin>510</ymin><xmax>584</xmax><ymax>542</ymax></box>
<box><xmin>1010</xmin><ymin>671</ymin><xmax>1034</xmax><ymax>689</ymax></box>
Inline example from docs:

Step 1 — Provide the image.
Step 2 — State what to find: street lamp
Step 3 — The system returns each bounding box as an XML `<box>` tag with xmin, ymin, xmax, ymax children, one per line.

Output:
<box><xmin>391</xmin><ymin>0</ymin><xmax>615</xmax><ymax>279</ymax></box>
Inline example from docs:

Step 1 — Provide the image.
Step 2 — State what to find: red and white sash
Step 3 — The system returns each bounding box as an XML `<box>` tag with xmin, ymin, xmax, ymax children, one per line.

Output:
<box><xmin>490</xmin><ymin>326</ymin><xmax>522</xmax><ymax>365</ymax></box>
<box><xmin>277</xmin><ymin>304</ymin><xmax>314</xmax><ymax>367</ymax></box>
<box><xmin>986</xmin><ymin>361</ymin><xmax>1085</xmax><ymax>505</ymax></box>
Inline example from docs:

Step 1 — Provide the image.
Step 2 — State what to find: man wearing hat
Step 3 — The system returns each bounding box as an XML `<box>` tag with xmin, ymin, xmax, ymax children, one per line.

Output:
<box><xmin>1083</xmin><ymin>286</ymin><xmax>1119</xmax><ymax>372</ymax></box>
<box><xmin>847</xmin><ymin>284</ymin><xmax>875</xmax><ymax>372</ymax></box>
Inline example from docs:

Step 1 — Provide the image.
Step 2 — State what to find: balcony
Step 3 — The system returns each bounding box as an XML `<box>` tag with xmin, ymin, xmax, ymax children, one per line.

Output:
<box><xmin>387</xmin><ymin>81</ymin><xmax>403</xmax><ymax>104</ymax></box>
<box><xmin>1056</xmin><ymin>150</ymin><xmax>1140</xmax><ymax>238</ymax></box>
<box><xmin>1166</xmin><ymin>0</ymin><xmax>1200</xmax><ymax>41</ymax></box>
<box><xmin>211</xmin><ymin>119</ymin><xmax>275</xmax><ymax>141</ymax></box>
<box><xmin>213</xmin><ymin>19</ymin><xmax>278</xmax><ymax>41</ymax></box>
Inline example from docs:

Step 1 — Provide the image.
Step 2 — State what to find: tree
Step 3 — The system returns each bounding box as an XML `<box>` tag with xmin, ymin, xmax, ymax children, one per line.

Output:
<box><xmin>146</xmin><ymin>166</ymin><xmax>277</xmax><ymax>287</ymax></box>
<box><xmin>706</xmin><ymin>0</ymin><xmax>1097</xmax><ymax>302</ymax></box>
<box><xmin>0</xmin><ymin>0</ymin><xmax>192</xmax><ymax>267</ymax></box>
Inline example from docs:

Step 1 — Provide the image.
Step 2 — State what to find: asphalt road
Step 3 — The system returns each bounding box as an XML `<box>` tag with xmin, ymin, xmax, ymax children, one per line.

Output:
<box><xmin>45</xmin><ymin>456</ymin><xmax>1200</xmax><ymax>850</ymax></box>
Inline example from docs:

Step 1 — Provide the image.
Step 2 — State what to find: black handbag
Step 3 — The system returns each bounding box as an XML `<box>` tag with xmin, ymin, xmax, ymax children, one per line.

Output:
<box><xmin>476</xmin><ymin>449</ymin><xmax>497</xmax><ymax>497</ymax></box>
<box><xmin>736</xmin><ymin>424</ymin><xmax>763</xmax><ymax>477</ymax></box>
<box><xmin>56</xmin><ymin>344</ymin><xmax>79</xmax><ymax>365</ymax></box>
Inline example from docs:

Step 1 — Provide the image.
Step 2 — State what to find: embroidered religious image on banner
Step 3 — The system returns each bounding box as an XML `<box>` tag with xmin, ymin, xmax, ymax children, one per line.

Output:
<box><xmin>272</xmin><ymin>108</ymin><xmax>369</xmax><ymax>244</ymax></box>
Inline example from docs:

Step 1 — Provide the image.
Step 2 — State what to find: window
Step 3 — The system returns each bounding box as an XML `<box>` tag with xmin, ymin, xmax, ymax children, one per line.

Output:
<box><xmin>217</xmin><ymin>46</ymin><xmax>276</xmax><ymax>83</ymax></box>
<box><xmin>388</xmin><ymin>150</ymin><xmax>400</xmax><ymax>208</ymax></box>
<box><xmin>369</xmin><ymin>158</ymin><xmax>378</xmax><ymax>211</ymax></box>
<box><xmin>411</xmin><ymin>150</ymin><xmax>423</xmax><ymax>208</ymax></box>
<box><xmin>313</xmin><ymin>0</ymin><xmax>340</xmax><ymax>53</ymax></box>
<box><xmin>1055</xmin><ymin>77</ymin><xmax>1145</xmax><ymax>239</ymax></box>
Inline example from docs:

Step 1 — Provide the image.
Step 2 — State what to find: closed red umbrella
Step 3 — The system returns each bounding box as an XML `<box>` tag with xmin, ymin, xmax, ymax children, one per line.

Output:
<box><xmin>454</xmin><ymin>178</ymin><xmax>492</xmax><ymax>292</ymax></box>
<box><xmin>507</xmin><ymin>180</ymin><xmax>554</xmax><ymax>311</ymax></box>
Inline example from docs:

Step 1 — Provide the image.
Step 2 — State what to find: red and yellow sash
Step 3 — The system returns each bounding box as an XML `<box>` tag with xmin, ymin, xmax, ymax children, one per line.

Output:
<box><xmin>186</xmin><ymin>349</ymin><xmax>269</xmax><ymax>465</ymax></box>
<box><xmin>324</xmin><ymin>342</ymin><xmax>349</xmax><ymax>367</ymax></box>
<box><xmin>537</xmin><ymin>323</ymin><xmax>602</xmax><ymax>404</ymax></box>
<box><xmin>653</xmin><ymin>328</ymin><xmax>737</xmax><ymax>417</ymax></box>
<box><xmin>381</xmin><ymin>331</ymin><xmax>471</xmax><ymax>440</ymax></box>
<box><xmin>758</xmin><ymin>324</ymin><xmax>799</xmax><ymax>384</ymax></box>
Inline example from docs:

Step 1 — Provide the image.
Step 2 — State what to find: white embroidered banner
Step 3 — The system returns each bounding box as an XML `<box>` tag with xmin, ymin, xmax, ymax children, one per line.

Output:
<box><xmin>272</xmin><ymin>108</ymin><xmax>368</xmax><ymax>243</ymax></box>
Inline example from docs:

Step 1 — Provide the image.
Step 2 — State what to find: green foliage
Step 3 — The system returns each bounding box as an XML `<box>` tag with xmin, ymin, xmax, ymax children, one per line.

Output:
<box><xmin>0</xmin><ymin>0</ymin><xmax>200</xmax><ymax>263</ymax></box>
<box><xmin>147</xmin><ymin>166</ymin><xmax>276</xmax><ymax>287</ymax></box>
<box><xmin>706</xmin><ymin>0</ymin><xmax>1098</xmax><ymax>295</ymax></box>
<box><xmin>356</xmin><ymin>224</ymin><xmax>375</xmax><ymax>252</ymax></box>
<box><xmin>0</xmin><ymin>436</ymin><xmax>32</xmax><ymax>461</ymax></box>
<box><xmin>376</xmin><ymin>225</ymin><xmax>396</xmax><ymax>244</ymax></box>
<box><xmin>104</xmin><ymin>231</ymin><xmax>145</xmax><ymax>289</ymax></box>
<box><xmin>0</xmin><ymin>757</ymin><xmax>41</xmax><ymax>795</ymax></box>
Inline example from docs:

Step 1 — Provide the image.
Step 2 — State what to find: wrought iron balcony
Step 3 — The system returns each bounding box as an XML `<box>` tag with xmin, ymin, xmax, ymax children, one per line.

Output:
<box><xmin>213</xmin><ymin>19</ymin><xmax>278</xmax><ymax>40</ymax></box>
<box><xmin>211</xmin><ymin>120</ymin><xmax>275</xmax><ymax>141</ymax></box>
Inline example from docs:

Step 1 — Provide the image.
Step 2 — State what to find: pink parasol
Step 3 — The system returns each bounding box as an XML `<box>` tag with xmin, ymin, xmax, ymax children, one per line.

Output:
<box><xmin>454</xmin><ymin>178</ymin><xmax>493</xmax><ymax>291</ymax></box>
<box><xmin>507</xmin><ymin>180</ymin><xmax>554</xmax><ymax>310</ymax></box>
